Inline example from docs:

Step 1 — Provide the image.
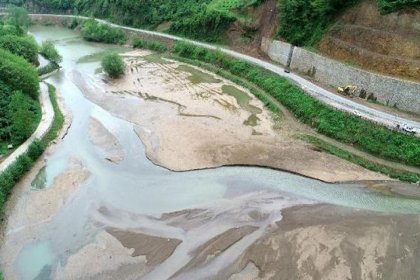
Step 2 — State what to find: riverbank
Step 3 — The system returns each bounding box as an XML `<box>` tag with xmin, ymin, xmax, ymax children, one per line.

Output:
<box><xmin>77</xmin><ymin>50</ymin><xmax>388</xmax><ymax>183</ymax></box>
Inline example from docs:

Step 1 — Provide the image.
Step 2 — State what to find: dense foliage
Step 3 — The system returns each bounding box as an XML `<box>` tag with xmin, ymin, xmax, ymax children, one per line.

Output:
<box><xmin>172</xmin><ymin>41</ymin><xmax>420</xmax><ymax>167</ymax></box>
<box><xmin>377</xmin><ymin>0</ymin><xmax>420</xmax><ymax>13</ymax></box>
<box><xmin>0</xmin><ymin>34</ymin><xmax>39</xmax><ymax>64</ymax></box>
<box><xmin>0</xmin><ymin>48</ymin><xmax>39</xmax><ymax>98</ymax></box>
<box><xmin>278</xmin><ymin>0</ymin><xmax>360</xmax><ymax>46</ymax></box>
<box><xmin>80</xmin><ymin>18</ymin><xmax>126</xmax><ymax>44</ymax></box>
<box><xmin>0</xmin><ymin>7</ymin><xmax>41</xmax><ymax>151</ymax></box>
<box><xmin>101</xmin><ymin>52</ymin><xmax>125</xmax><ymax>78</ymax></box>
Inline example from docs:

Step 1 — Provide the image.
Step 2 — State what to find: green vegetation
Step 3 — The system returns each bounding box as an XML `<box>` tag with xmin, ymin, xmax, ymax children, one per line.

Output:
<box><xmin>301</xmin><ymin>135</ymin><xmax>420</xmax><ymax>183</ymax></box>
<box><xmin>0</xmin><ymin>84</ymin><xmax>64</xmax><ymax>216</ymax></box>
<box><xmin>0</xmin><ymin>34</ymin><xmax>39</xmax><ymax>64</ymax></box>
<box><xmin>5</xmin><ymin>5</ymin><xmax>30</xmax><ymax>35</ymax></box>
<box><xmin>8</xmin><ymin>91</ymin><xmax>39</xmax><ymax>142</ymax></box>
<box><xmin>132</xmin><ymin>38</ymin><xmax>167</xmax><ymax>53</ymax></box>
<box><xmin>0</xmin><ymin>6</ymin><xmax>42</xmax><ymax>155</ymax></box>
<box><xmin>278</xmin><ymin>0</ymin><xmax>360</xmax><ymax>46</ymax></box>
<box><xmin>39</xmin><ymin>40</ymin><xmax>62</xmax><ymax>64</ymax></box>
<box><xmin>80</xmin><ymin>18</ymin><xmax>126</xmax><ymax>44</ymax></box>
<box><xmin>377</xmin><ymin>0</ymin><xmax>420</xmax><ymax>13</ymax></box>
<box><xmin>0</xmin><ymin>48</ymin><xmax>39</xmax><ymax>98</ymax></box>
<box><xmin>101</xmin><ymin>52</ymin><xmax>125</xmax><ymax>78</ymax></box>
<box><xmin>38</xmin><ymin>62</ymin><xmax>59</xmax><ymax>76</ymax></box>
<box><xmin>172</xmin><ymin>41</ymin><xmax>420</xmax><ymax>167</ymax></box>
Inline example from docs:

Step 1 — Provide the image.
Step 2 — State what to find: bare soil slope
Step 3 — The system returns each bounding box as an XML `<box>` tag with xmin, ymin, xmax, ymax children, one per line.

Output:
<box><xmin>319</xmin><ymin>0</ymin><xmax>420</xmax><ymax>80</ymax></box>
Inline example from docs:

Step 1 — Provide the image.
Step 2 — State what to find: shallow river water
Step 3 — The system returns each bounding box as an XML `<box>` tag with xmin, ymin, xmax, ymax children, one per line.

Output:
<box><xmin>2</xmin><ymin>25</ymin><xmax>420</xmax><ymax>280</ymax></box>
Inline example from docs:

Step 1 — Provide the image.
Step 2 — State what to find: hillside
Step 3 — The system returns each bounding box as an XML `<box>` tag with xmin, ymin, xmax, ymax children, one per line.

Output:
<box><xmin>4</xmin><ymin>0</ymin><xmax>420</xmax><ymax>79</ymax></box>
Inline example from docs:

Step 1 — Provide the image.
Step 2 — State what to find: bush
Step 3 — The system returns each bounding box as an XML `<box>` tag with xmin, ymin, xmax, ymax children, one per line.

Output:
<box><xmin>0</xmin><ymin>49</ymin><xmax>39</xmax><ymax>99</ymax></box>
<box><xmin>172</xmin><ymin>42</ymin><xmax>420</xmax><ymax>167</ymax></box>
<box><xmin>101</xmin><ymin>52</ymin><xmax>125</xmax><ymax>78</ymax></box>
<box><xmin>8</xmin><ymin>91</ymin><xmax>37</xmax><ymax>142</ymax></box>
<box><xmin>132</xmin><ymin>38</ymin><xmax>167</xmax><ymax>52</ymax></box>
<box><xmin>377</xmin><ymin>0</ymin><xmax>420</xmax><ymax>13</ymax></box>
<box><xmin>38</xmin><ymin>62</ymin><xmax>60</xmax><ymax>76</ymax></box>
<box><xmin>169</xmin><ymin>8</ymin><xmax>235</xmax><ymax>42</ymax></box>
<box><xmin>39</xmin><ymin>40</ymin><xmax>62</xmax><ymax>65</ymax></box>
<box><xmin>0</xmin><ymin>34</ymin><xmax>39</xmax><ymax>65</ymax></box>
<box><xmin>81</xmin><ymin>18</ymin><xmax>127</xmax><ymax>44</ymax></box>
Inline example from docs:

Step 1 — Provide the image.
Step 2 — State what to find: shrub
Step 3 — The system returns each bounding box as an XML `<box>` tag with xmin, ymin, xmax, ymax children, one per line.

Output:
<box><xmin>38</xmin><ymin>62</ymin><xmax>60</xmax><ymax>76</ymax></box>
<box><xmin>377</xmin><ymin>0</ymin><xmax>420</xmax><ymax>13</ymax></box>
<box><xmin>81</xmin><ymin>18</ymin><xmax>127</xmax><ymax>44</ymax></box>
<box><xmin>8</xmin><ymin>91</ymin><xmax>37</xmax><ymax>142</ymax></box>
<box><xmin>0</xmin><ymin>34</ymin><xmax>39</xmax><ymax>65</ymax></box>
<box><xmin>169</xmin><ymin>8</ymin><xmax>235</xmax><ymax>42</ymax></box>
<box><xmin>101</xmin><ymin>52</ymin><xmax>125</xmax><ymax>78</ymax></box>
<box><xmin>132</xmin><ymin>38</ymin><xmax>167</xmax><ymax>52</ymax></box>
<box><xmin>39</xmin><ymin>40</ymin><xmax>62</xmax><ymax>65</ymax></box>
<box><xmin>0</xmin><ymin>49</ymin><xmax>39</xmax><ymax>99</ymax></box>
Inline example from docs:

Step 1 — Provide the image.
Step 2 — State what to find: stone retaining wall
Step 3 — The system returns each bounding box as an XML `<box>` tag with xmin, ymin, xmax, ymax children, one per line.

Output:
<box><xmin>261</xmin><ymin>37</ymin><xmax>420</xmax><ymax>114</ymax></box>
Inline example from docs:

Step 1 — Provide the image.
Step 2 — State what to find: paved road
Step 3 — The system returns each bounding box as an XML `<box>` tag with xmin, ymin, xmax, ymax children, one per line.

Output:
<box><xmin>0</xmin><ymin>83</ymin><xmax>54</xmax><ymax>172</ymax></box>
<box><xmin>29</xmin><ymin>14</ymin><xmax>420</xmax><ymax>136</ymax></box>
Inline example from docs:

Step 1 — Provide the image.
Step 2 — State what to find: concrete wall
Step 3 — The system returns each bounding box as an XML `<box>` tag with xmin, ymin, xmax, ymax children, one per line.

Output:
<box><xmin>261</xmin><ymin>37</ymin><xmax>420</xmax><ymax>114</ymax></box>
<box><xmin>261</xmin><ymin>37</ymin><xmax>292</xmax><ymax>66</ymax></box>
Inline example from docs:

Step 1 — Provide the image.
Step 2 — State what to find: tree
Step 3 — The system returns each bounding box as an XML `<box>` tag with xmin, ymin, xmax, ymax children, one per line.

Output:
<box><xmin>6</xmin><ymin>6</ymin><xmax>30</xmax><ymax>35</ymax></box>
<box><xmin>39</xmin><ymin>40</ymin><xmax>62</xmax><ymax>65</ymax></box>
<box><xmin>0</xmin><ymin>49</ymin><xmax>39</xmax><ymax>99</ymax></box>
<box><xmin>8</xmin><ymin>91</ymin><xmax>34</xmax><ymax>142</ymax></box>
<box><xmin>101</xmin><ymin>52</ymin><xmax>125</xmax><ymax>78</ymax></box>
<box><xmin>0</xmin><ymin>35</ymin><xmax>39</xmax><ymax>65</ymax></box>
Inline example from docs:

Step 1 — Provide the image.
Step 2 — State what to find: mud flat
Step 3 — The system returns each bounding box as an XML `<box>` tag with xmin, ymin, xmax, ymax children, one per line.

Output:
<box><xmin>77</xmin><ymin>50</ymin><xmax>388</xmax><ymax>183</ymax></box>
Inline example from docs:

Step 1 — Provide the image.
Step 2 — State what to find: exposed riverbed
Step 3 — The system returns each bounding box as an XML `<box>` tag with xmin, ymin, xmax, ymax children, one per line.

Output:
<box><xmin>1</xmin><ymin>25</ymin><xmax>420</xmax><ymax>280</ymax></box>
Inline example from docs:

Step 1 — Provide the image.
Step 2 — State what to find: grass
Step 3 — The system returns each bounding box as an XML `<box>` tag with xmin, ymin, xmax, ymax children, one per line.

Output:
<box><xmin>300</xmin><ymin>135</ymin><xmax>420</xmax><ymax>183</ymax></box>
<box><xmin>0</xmin><ymin>83</ymin><xmax>64</xmax><ymax>217</ymax></box>
<box><xmin>171</xmin><ymin>41</ymin><xmax>420</xmax><ymax>168</ymax></box>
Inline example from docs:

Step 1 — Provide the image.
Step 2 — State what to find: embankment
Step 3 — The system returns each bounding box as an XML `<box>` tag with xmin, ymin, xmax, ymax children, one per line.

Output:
<box><xmin>261</xmin><ymin>37</ymin><xmax>420</xmax><ymax>115</ymax></box>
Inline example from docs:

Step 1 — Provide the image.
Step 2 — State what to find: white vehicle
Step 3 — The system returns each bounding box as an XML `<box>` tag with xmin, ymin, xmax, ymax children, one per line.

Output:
<box><xmin>353</xmin><ymin>110</ymin><xmax>361</xmax><ymax>117</ymax></box>
<box><xmin>402</xmin><ymin>124</ymin><xmax>416</xmax><ymax>135</ymax></box>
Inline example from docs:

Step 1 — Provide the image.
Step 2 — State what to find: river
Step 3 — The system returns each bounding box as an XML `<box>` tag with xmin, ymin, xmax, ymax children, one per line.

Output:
<box><xmin>1</xmin><ymin>25</ymin><xmax>420</xmax><ymax>280</ymax></box>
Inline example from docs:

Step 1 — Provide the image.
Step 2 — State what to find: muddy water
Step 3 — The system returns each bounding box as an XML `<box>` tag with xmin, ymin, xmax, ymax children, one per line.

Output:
<box><xmin>2</xmin><ymin>25</ymin><xmax>420</xmax><ymax>280</ymax></box>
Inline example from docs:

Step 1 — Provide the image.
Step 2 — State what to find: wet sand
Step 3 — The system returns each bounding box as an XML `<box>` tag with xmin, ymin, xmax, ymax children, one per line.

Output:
<box><xmin>88</xmin><ymin>117</ymin><xmax>124</xmax><ymax>163</ymax></box>
<box><xmin>77</xmin><ymin>50</ymin><xmax>388</xmax><ymax>183</ymax></box>
<box><xmin>52</xmin><ymin>204</ymin><xmax>420</xmax><ymax>280</ymax></box>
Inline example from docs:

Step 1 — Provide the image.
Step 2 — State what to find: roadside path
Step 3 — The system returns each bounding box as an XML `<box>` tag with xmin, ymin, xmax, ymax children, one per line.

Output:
<box><xmin>0</xmin><ymin>83</ymin><xmax>54</xmax><ymax>172</ymax></box>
